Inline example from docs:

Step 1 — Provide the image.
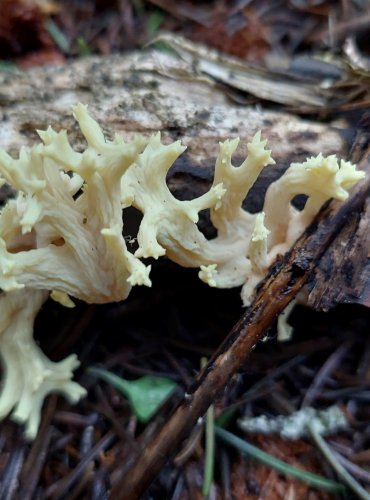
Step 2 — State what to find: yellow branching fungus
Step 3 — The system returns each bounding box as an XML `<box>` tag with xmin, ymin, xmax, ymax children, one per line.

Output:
<box><xmin>0</xmin><ymin>104</ymin><xmax>364</xmax><ymax>437</ymax></box>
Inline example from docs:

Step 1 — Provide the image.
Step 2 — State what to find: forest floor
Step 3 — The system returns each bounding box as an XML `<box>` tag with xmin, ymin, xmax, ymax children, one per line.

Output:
<box><xmin>1</xmin><ymin>1</ymin><xmax>370</xmax><ymax>499</ymax></box>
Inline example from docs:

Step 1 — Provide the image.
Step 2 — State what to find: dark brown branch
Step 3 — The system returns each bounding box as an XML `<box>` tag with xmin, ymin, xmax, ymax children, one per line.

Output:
<box><xmin>110</xmin><ymin>153</ymin><xmax>370</xmax><ymax>499</ymax></box>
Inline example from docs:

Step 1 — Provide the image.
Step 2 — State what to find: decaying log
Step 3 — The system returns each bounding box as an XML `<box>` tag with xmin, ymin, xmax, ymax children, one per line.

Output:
<box><xmin>110</xmin><ymin>135</ymin><xmax>370</xmax><ymax>499</ymax></box>
<box><xmin>307</xmin><ymin>124</ymin><xmax>370</xmax><ymax>310</ymax></box>
<box><xmin>0</xmin><ymin>50</ymin><xmax>348</xmax><ymax>163</ymax></box>
<box><xmin>0</xmin><ymin>49</ymin><xmax>362</xmax><ymax>307</ymax></box>
<box><xmin>307</xmin><ymin>194</ymin><xmax>370</xmax><ymax>310</ymax></box>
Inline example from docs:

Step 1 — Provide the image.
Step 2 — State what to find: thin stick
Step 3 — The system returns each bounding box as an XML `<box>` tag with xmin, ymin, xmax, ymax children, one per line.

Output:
<box><xmin>308</xmin><ymin>423</ymin><xmax>370</xmax><ymax>500</ymax></box>
<box><xmin>110</xmin><ymin>164</ymin><xmax>370</xmax><ymax>499</ymax></box>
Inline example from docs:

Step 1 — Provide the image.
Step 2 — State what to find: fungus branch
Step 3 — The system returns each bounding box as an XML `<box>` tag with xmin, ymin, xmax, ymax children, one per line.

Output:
<box><xmin>0</xmin><ymin>288</ymin><xmax>85</xmax><ymax>439</ymax></box>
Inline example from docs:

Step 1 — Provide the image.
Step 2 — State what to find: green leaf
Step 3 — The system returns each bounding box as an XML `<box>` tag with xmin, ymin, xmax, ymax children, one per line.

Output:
<box><xmin>76</xmin><ymin>37</ymin><xmax>91</xmax><ymax>57</ymax></box>
<box><xmin>87</xmin><ymin>367</ymin><xmax>177</xmax><ymax>423</ymax></box>
<box><xmin>147</xmin><ymin>10</ymin><xmax>165</xmax><ymax>36</ymax></box>
<box><xmin>0</xmin><ymin>61</ymin><xmax>17</xmax><ymax>73</ymax></box>
<box><xmin>215</xmin><ymin>406</ymin><xmax>237</xmax><ymax>428</ymax></box>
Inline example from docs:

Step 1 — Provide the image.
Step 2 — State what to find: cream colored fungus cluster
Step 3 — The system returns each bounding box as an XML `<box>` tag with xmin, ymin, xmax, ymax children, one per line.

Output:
<box><xmin>0</xmin><ymin>104</ymin><xmax>364</xmax><ymax>438</ymax></box>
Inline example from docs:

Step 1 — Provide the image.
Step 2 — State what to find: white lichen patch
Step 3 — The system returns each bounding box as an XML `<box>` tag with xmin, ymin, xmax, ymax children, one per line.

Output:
<box><xmin>0</xmin><ymin>104</ymin><xmax>364</xmax><ymax>438</ymax></box>
<box><xmin>238</xmin><ymin>405</ymin><xmax>348</xmax><ymax>440</ymax></box>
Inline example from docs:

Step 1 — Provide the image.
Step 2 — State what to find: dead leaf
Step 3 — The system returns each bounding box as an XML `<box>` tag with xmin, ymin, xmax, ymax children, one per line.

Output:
<box><xmin>0</xmin><ymin>0</ymin><xmax>60</xmax><ymax>63</ymax></box>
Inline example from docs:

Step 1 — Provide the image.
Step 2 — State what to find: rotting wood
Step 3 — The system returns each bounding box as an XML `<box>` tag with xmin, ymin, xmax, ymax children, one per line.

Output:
<box><xmin>307</xmin><ymin>195</ymin><xmax>370</xmax><ymax>310</ymax></box>
<box><xmin>0</xmin><ymin>50</ymin><xmax>348</xmax><ymax>164</ymax></box>
<box><xmin>307</xmin><ymin>122</ymin><xmax>370</xmax><ymax>311</ymax></box>
<box><xmin>109</xmin><ymin>137</ymin><xmax>370</xmax><ymax>499</ymax></box>
<box><xmin>0</xmin><ymin>52</ymin><xmax>361</xmax><ymax>304</ymax></box>
<box><xmin>0</xmin><ymin>51</ymin><xmax>359</xmax><ymax>313</ymax></box>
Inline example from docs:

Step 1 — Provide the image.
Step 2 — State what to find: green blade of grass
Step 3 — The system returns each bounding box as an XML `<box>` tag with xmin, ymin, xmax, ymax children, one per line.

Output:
<box><xmin>215</xmin><ymin>426</ymin><xmax>346</xmax><ymax>493</ymax></box>
<box><xmin>202</xmin><ymin>403</ymin><xmax>215</xmax><ymax>498</ymax></box>
<box><xmin>201</xmin><ymin>357</ymin><xmax>215</xmax><ymax>498</ymax></box>
<box><xmin>44</xmin><ymin>20</ymin><xmax>69</xmax><ymax>52</ymax></box>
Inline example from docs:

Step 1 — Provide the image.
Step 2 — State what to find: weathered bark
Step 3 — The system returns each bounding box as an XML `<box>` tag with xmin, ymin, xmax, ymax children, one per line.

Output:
<box><xmin>307</xmin><ymin>195</ymin><xmax>370</xmax><ymax>310</ymax></box>
<box><xmin>306</xmin><ymin>125</ymin><xmax>370</xmax><ymax>310</ymax></box>
<box><xmin>0</xmin><ymin>50</ymin><xmax>347</xmax><ymax>163</ymax></box>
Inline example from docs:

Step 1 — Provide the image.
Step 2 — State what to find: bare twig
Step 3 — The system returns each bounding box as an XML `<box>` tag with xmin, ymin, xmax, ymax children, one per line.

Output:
<box><xmin>45</xmin><ymin>431</ymin><xmax>115</xmax><ymax>499</ymax></box>
<box><xmin>308</xmin><ymin>423</ymin><xmax>370</xmax><ymax>500</ymax></box>
<box><xmin>301</xmin><ymin>341</ymin><xmax>352</xmax><ymax>408</ymax></box>
<box><xmin>18</xmin><ymin>396</ymin><xmax>57</xmax><ymax>500</ymax></box>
